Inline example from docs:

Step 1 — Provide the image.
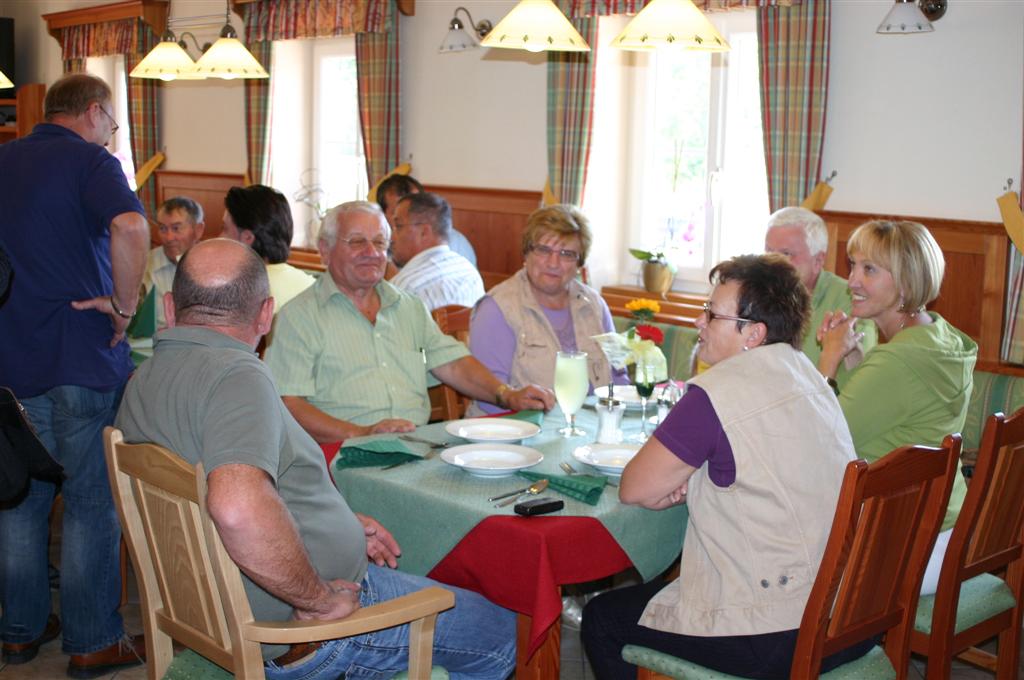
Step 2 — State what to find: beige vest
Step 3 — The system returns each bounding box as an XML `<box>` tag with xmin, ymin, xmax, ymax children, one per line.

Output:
<box><xmin>640</xmin><ymin>343</ymin><xmax>855</xmax><ymax>636</ymax></box>
<box><xmin>479</xmin><ymin>268</ymin><xmax>612</xmax><ymax>392</ymax></box>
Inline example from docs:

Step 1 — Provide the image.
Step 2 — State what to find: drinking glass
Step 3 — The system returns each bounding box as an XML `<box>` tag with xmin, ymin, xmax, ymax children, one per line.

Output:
<box><xmin>554</xmin><ymin>351</ymin><xmax>588</xmax><ymax>437</ymax></box>
<box><xmin>630</xmin><ymin>362</ymin><xmax>657</xmax><ymax>443</ymax></box>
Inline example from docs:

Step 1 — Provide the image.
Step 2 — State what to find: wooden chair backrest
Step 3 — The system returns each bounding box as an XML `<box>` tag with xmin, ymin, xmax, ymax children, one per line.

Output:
<box><xmin>791</xmin><ymin>435</ymin><xmax>961</xmax><ymax>678</ymax></box>
<box><xmin>957</xmin><ymin>410</ymin><xmax>1024</xmax><ymax>578</ymax></box>
<box><xmin>105</xmin><ymin>428</ymin><xmax>267</xmax><ymax>678</ymax></box>
<box><xmin>429</xmin><ymin>305</ymin><xmax>473</xmax><ymax>421</ymax></box>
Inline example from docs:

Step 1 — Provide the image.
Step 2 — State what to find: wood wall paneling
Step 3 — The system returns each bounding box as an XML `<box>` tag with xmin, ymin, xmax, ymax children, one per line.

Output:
<box><xmin>153</xmin><ymin>170</ymin><xmax>245</xmax><ymax>245</ymax></box>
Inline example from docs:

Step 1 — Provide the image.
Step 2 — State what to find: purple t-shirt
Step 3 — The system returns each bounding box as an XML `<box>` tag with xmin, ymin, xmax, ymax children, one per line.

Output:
<box><xmin>653</xmin><ymin>385</ymin><xmax>736</xmax><ymax>487</ymax></box>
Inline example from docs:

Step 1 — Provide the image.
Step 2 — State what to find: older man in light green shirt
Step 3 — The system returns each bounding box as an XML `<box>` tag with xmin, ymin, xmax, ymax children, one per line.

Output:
<box><xmin>764</xmin><ymin>207</ymin><xmax>876</xmax><ymax>388</ymax></box>
<box><xmin>266</xmin><ymin>201</ymin><xmax>554</xmax><ymax>442</ymax></box>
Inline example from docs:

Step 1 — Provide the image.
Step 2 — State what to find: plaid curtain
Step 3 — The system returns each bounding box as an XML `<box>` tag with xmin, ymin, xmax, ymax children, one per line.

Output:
<box><xmin>63</xmin><ymin>59</ymin><xmax>86</xmax><ymax>74</ymax></box>
<box><xmin>757</xmin><ymin>0</ymin><xmax>829</xmax><ymax>212</ymax></box>
<box><xmin>125</xmin><ymin>24</ymin><xmax>159</xmax><ymax>217</ymax></box>
<box><xmin>563</xmin><ymin>0</ymin><xmax>796</xmax><ymax>17</ymax></box>
<box><xmin>244</xmin><ymin>40</ymin><xmax>273</xmax><ymax>185</ymax></box>
<box><xmin>243</xmin><ymin>0</ymin><xmax>393</xmax><ymax>39</ymax></box>
<box><xmin>355</xmin><ymin>17</ymin><xmax>400</xmax><ymax>188</ymax></box>
<box><xmin>546</xmin><ymin>17</ymin><xmax>598</xmax><ymax>205</ymax></box>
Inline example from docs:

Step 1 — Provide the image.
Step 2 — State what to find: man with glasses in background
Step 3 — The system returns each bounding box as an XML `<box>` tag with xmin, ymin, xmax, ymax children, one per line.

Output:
<box><xmin>145</xmin><ymin>196</ymin><xmax>206</xmax><ymax>329</ymax></box>
<box><xmin>0</xmin><ymin>73</ymin><xmax>149</xmax><ymax>677</ymax></box>
<box><xmin>265</xmin><ymin>201</ymin><xmax>553</xmax><ymax>442</ymax></box>
<box><xmin>390</xmin><ymin>192</ymin><xmax>484</xmax><ymax>310</ymax></box>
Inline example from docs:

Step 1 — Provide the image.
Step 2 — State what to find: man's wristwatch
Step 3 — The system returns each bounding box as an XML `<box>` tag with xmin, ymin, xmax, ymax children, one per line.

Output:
<box><xmin>110</xmin><ymin>295</ymin><xmax>135</xmax><ymax>320</ymax></box>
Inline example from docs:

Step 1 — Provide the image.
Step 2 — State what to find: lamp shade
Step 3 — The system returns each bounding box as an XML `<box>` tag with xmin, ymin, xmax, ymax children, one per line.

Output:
<box><xmin>480</xmin><ymin>0</ymin><xmax>590</xmax><ymax>52</ymax></box>
<box><xmin>193</xmin><ymin>36</ymin><xmax>269</xmax><ymax>79</ymax></box>
<box><xmin>440</xmin><ymin>26</ymin><xmax>478</xmax><ymax>53</ymax></box>
<box><xmin>0</xmin><ymin>69</ymin><xmax>13</xmax><ymax>89</ymax></box>
<box><xmin>612</xmin><ymin>0</ymin><xmax>729</xmax><ymax>51</ymax></box>
<box><xmin>129</xmin><ymin>39</ymin><xmax>200</xmax><ymax>81</ymax></box>
<box><xmin>877</xmin><ymin>0</ymin><xmax>933</xmax><ymax>34</ymax></box>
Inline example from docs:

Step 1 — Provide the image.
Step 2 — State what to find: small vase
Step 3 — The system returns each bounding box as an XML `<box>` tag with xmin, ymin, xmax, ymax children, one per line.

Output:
<box><xmin>642</xmin><ymin>262</ymin><xmax>673</xmax><ymax>298</ymax></box>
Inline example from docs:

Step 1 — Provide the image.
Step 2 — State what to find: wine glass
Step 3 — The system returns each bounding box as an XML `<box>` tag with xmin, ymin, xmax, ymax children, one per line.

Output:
<box><xmin>554</xmin><ymin>351</ymin><xmax>588</xmax><ymax>437</ymax></box>
<box><xmin>630</xmin><ymin>362</ymin><xmax>657</xmax><ymax>443</ymax></box>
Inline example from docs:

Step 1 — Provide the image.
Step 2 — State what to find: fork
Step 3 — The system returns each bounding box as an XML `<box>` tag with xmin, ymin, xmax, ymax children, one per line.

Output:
<box><xmin>561</xmin><ymin>461</ymin><xmax>618</xmax><ymax>487</ymax></box>
<box><xmin>400</xmin><ymin>434</ymin><xmax>452</xmax><ymax>448</ymax></box>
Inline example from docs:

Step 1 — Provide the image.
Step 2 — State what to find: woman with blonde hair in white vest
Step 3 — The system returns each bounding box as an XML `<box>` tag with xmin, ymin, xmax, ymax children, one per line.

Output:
<box><xmin>468</xmin><ymin>204</ymin><xmax>626</xmax><ymax>414</ymax></box>
<box><xmin>581</xmin><ymin>254</ymin><xmax>875</xmax><ymax>679</ymax></box>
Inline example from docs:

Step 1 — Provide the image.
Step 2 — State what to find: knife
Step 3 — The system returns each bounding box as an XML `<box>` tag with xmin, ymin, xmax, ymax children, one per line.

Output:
<box><xmin>488</xmin><ymin>484</ymin><xmax>533</xmax><ymax>502</ymax></box>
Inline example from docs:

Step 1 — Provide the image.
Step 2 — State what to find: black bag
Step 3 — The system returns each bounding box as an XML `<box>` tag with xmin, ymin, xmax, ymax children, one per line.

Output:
<box><xmin>0</xmin><ymin>387</ymin><xmax>64</xmax><ymax>503</ymax></box>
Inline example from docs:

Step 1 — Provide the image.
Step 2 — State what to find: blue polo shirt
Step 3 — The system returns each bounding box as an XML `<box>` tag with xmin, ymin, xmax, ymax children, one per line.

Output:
<box><xmin>0</xmin><ymin>123</ymin><xmax>145</xmax><ymax>397</ymax></box>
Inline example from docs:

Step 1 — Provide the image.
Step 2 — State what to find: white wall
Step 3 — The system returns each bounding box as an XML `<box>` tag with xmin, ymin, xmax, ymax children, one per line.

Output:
<box><xmin>3</xmin><ymin>0</ymin><xmax>1022</xmax><ymax>221</ymax></box>
<box><xmin>823</xmin><ymin>0</ymin><xmax>1024</xmax><ymax>222</ymax></box>
<box><xmin>399</xmin><ymin>0</ymin><xmax>547</xmax><ymax>190</ymax></box>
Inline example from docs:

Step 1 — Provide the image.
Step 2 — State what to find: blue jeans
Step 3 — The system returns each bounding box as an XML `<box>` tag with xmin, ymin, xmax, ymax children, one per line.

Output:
<box><xmin>0</xmin><ymin>384</ymin><xmax>125</xmax><ymax>654</ymax></box>
<box><xmin>264</xmin><ymin>565</ymin><xmax>516</xmax><ymax>680</ymax></box>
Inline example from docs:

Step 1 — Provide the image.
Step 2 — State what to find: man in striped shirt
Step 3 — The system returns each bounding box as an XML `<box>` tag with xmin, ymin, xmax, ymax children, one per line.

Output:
<box><xmin>390</xmin><ymin>193</ymin><xmax>484</xmax><ymax>310</ymax></box>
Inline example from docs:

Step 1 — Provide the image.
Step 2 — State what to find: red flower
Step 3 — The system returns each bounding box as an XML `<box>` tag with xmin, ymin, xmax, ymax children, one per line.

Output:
<box><xmin>634</xmin><ymin>324</ymin><xmax>664</xmax><ymax>345</ymax></box>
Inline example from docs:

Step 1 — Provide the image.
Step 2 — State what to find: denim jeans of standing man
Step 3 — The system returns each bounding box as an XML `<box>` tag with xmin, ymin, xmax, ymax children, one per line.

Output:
<box><xmin>263</xmin><ymin>565</ymin><xmax>516</xmax><ymax>680</ymax></box>
<box><xmin>0</xmin><ymin>384</ymin><xmax>126</xmax><ymax>654</ymax></box>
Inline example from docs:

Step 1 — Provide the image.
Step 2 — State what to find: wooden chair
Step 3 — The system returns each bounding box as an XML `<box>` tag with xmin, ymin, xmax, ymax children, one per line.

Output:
<box><xmin>428</xmin><ymin>305</ymin><xmax>473</xmax><ymax>422</ymax></box>
<box><xmin>623</xmin><ymin>435</ymin><xmax>962</xmax><ymax>680</ymax></box>
<box><xmin>103</xmin><ymin>427</ymin><xmax>455</xmax><ymax>679</ymax></box>
<box><xmin>910</xmin><ymin>410</ymin><xmax>1024</xmax><ymax>678</ymax></box>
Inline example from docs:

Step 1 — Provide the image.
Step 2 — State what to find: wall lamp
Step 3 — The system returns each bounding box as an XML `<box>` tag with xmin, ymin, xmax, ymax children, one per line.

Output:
<box><xmin>877</xmin><ymin>0</ymin><xmax>948</xmax><ymax>34</ymax></box>
<box><xmin>439</xmin><ymin>7</ymin><xmax>493</xmax><ymax>53</ymax></box>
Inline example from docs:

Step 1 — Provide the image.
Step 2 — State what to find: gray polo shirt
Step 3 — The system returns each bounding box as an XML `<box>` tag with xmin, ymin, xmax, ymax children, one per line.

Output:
<box><xmin>116</xmin><ymin>326</ymin><xmax>368</xmax><ymax>628</ymax></box>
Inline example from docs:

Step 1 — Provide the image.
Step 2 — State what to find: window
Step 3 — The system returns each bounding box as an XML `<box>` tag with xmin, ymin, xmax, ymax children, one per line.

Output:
<box><xmin>85</xmin><ymin>55</ymin><xmax>135</xmax><ymax>188</ymax></box>
<box><xmin>269</xmin><ymin>36</ymin><xmax>367</xmax><ymax>247</ymax></box>
<box><xmin>584</xmin><ymin>10</ymin><xmax>768</xmax><ymax>293</ymax></box>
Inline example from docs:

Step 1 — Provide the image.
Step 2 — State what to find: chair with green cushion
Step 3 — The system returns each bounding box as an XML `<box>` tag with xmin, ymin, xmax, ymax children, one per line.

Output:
<box><xmin>909</xmin><ymin>409</ymin><xmax>1024</xmax><ymax>679</ymax></box>
<box><xmin>623</xmin><ymin>435</ymin><xmax>962</xmax><ymax>680</ymax></box>
<box><xmin>104</xmin><ymin>428</ymin><xmax>454</xmax><ymax>680</ymax></box>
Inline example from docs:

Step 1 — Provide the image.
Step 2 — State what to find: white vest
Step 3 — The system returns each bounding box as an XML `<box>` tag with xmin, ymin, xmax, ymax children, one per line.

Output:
<box><xmin>640</xmin><ymin>343</ymin><xmax>855</xmax><ymax>636</ymax></box>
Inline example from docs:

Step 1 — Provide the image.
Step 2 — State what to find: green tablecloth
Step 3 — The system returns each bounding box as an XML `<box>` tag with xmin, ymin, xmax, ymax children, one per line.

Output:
<box><xmin>331</xmin><ymin>408</ymin><xmax>686</xmax><ymax>581</ymax></box>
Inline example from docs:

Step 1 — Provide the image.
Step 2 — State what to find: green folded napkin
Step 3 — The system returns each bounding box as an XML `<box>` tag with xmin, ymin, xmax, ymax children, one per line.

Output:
<box><xmin>501</xmin><ymin>410</ymin><xmax>545</xmax><ymax>427</ymax></box>
<box><xmin>334</xmin><ymin>435</ymin><xmax>431</xmax><ymax>469</ymax></box>
<box><xmin>517</xmin><ymin>470</ymin><xmax>607</xmax><ymax>506</ymax></box>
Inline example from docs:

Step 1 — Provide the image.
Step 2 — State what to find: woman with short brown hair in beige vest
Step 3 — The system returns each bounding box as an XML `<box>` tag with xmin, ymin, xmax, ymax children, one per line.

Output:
<box><xmin>581</xmin><ymin>254</ymin><xmax>876</xmax><ymax>679</ymax></box>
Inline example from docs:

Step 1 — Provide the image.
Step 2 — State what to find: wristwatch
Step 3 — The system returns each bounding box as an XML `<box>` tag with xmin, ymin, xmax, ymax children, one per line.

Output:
<box><xmin>110</xmin><ymin>295</ymin><xmax>135</xmax><ymax>320</ymax></box>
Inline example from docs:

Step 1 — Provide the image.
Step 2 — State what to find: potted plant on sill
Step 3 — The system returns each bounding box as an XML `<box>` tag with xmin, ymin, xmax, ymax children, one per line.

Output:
<box><xmin>629</xmin><ymin>248</ymin><xmax>677</xmax><ymax>297</ymax></box>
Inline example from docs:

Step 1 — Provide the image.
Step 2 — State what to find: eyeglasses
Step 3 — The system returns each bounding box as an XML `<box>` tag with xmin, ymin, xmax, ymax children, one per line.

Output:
<box><xmin>96</xmin><ymin>105</ymin><xmax>119</xmax><ymax>134</ymax></box>
<box><xmin>338</xmin><ymin>235</ymin><xmax>390</xmax><ymax>252</ymax></box>
<box><xmin>701</xmin><ymin>301</ymin><xmax>754</xmax><ymax>324</ymax></box>
<box><xmin>530</xmin><ymin>243</ymin><xmax>580</xmax><ymax>263</ymax></box>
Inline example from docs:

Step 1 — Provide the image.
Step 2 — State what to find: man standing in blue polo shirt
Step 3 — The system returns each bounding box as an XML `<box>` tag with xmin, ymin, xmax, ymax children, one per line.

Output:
<box><xmin>0</xmin><ymin>73</ymin><xmax>149</xmax><ymax>678</ymax></box>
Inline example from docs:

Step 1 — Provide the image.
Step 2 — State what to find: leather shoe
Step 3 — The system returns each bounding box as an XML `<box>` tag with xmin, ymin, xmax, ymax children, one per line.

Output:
<box><xmin>67</xmin><ymin>634</ymin><xmax>146</xmax><ymax>679</ymax></box>
<box><xmin>1</xmin><ymin>613</ymin><xmax>61</xmax><ymax>664</ymax></box>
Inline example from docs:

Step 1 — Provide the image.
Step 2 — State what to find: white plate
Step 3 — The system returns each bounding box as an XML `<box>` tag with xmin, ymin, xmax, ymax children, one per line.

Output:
<box><xmin>445</xmin><ymin>418</ymin><xmax>541</xmax><ymax>443</ymax></box>
<box><xmin>441</xmin><ymin>444</ymin><xmax>544</xmax><ymax>478</ymax></box>
<box><xmin>574</xmin><ymin>443</ymin><xmax>641</xmax><ymax>476</ymax></box>
<box><xmin>594</xmin><ymin>385</ymin><xmax>646</xmax><ymax>409</ymax></box>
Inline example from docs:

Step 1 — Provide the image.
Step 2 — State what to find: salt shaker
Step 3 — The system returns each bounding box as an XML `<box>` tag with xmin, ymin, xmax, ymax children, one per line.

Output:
<box><xmin>595</xmin><ymin>397</ymin><xmax>626</xmax><ymax>444</ymax></box>
<box><xmin>656</xmin><ymin>381</ymin><xmax>683</xmax><ymax>425</ymax></box>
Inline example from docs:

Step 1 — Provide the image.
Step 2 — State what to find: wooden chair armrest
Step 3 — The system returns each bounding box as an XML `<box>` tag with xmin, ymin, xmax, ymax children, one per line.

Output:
<box><xmin>243</xmin><ymin>587</ymin><xmax>455</xmax><ymax>644</ymax></box>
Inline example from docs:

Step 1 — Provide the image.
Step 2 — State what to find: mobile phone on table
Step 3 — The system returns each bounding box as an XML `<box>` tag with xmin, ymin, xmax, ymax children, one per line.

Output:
<box><xmin>514</xmin><ymin>497</ymin><xmax>564</xmax><ymax>516</ymax></box>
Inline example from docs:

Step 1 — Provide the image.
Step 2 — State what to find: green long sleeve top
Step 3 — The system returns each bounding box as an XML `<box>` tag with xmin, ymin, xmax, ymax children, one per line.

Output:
<box><xmin>839</xmin><ymin>313</ymin><xmax>977</xmax><ymax>531</ymax></box>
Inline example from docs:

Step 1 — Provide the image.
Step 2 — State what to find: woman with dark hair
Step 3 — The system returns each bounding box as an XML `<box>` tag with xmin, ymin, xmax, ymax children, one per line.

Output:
<box><xmin>222</xmin><ymin>184</ymin><xmax>314</xmax><ymax>313</ymax></box>
<box><xmin>582</xmin><ymin>254</ymin><xmax>873</xmax><ymax>679</ymax></box>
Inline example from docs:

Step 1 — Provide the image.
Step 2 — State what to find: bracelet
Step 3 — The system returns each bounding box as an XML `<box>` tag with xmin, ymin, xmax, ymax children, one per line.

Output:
<box><xmin>826</xmin><ymin>377</ymin><xmax>840</xmax><ymax>396</ymax></box>
<box><xmin>109</xmin><ymin>295</ymin><xmax>135</xmax><ymax>319</ymax></box>
<box><xmin>495</xmin><ymin>383</ymin><xmax>511</xmax><ymax>407</ymax></box>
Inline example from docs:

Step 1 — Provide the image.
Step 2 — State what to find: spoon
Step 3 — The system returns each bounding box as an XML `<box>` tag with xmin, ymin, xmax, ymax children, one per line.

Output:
<box><xmin>495</xmin><ymin>479</ymin><xmax>549</xmax><ymax>507</ymax></box>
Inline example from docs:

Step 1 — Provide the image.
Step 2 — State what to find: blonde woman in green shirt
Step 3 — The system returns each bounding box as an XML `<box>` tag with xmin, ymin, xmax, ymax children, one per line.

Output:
<box><xmin>817</xmin><ymin>220</ymin><xmax>976</xmax><ymax>595</ymax></box>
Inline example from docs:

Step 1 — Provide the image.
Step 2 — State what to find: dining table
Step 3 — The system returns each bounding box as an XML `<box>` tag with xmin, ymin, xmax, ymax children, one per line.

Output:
<box><xmin>326</xmin><ymin>404</ymin><xmax>688</xmax><ymax>678</ymax></box>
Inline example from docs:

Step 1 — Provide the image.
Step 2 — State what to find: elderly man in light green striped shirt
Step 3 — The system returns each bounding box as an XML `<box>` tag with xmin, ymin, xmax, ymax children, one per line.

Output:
<box><xmin>265</xmin><ymin>201</ymin><xmax>554</xmax><ymax>443</ymax></box>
